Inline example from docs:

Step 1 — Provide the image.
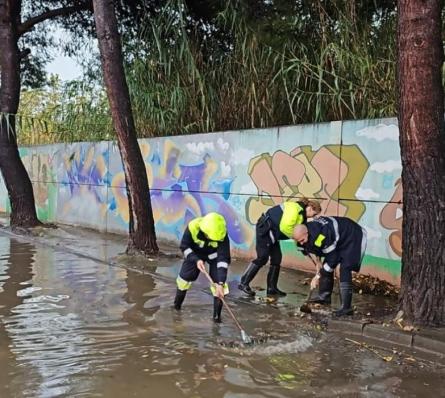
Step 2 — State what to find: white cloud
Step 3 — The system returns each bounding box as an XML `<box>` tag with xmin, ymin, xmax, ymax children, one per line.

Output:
<box><xmin>355</xmin><ymin>187</ymin><xmax>380</xmax><ymax>200</ymax></box>
<box><xmin>356</xmin><ymin>124</ymin><xmax>399</xmax><ymax>142</ymax></box>
<box><xmin>186</xmin><ymin>141</ymin><xmax>215</xmax><ymax>155</ymax></box>
<box><xmin>220</xmin><ymin>161</ymin><xmax>231</xmax><ymax>177</ymax></box>
<box><xmin>370</xmin><ymin>160</ymin><xmax>402</xmax><ymax>173</ymax></box>
<box><xmin>231</xmin><ymin>148</ymin><xmax>255</xmax><ymax>165</ymax></box>
<box><xmin>364</xmin><ymin>226</ymin><xmax>382</xmax><ymax>240</ymax></box>
<box><xmin>239</xmin><ymin>180</ymin><xmax>257</xmax><ymax>194</ymax></box>
<box><xmin>217</xmin><ymin>137</ymin><xmax>230</xmax><ymax>152</ymax></box>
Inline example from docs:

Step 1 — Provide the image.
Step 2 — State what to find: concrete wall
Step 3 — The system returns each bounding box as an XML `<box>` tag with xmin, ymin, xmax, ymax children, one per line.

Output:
<box><xmin>0</xmin><ymin>118</ymin><xmax>403</xmax><ymax>284</ymax></box>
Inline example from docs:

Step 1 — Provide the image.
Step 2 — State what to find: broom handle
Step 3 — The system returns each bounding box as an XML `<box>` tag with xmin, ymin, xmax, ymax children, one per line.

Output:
<box><xmin>200</xmin><ymin>267</ymin><xmax>245</xmax><ymax>333</ymax></box>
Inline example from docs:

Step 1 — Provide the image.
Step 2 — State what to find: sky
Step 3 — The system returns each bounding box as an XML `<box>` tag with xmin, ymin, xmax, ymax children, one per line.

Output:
<box><xmin>46</xmin><ymin>54</ymin><xmax>83</xmax><ymax>81</ymax></box>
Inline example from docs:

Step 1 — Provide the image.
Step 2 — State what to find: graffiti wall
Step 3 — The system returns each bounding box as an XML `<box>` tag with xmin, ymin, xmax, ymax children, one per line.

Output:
<box><xmin>0</xmin><ymin>117</ymin><xmax>403</xmax><ymax>284</ymax></box>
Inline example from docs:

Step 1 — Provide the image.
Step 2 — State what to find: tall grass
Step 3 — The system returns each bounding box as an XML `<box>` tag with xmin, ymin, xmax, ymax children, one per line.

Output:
<box><xmin>16</xmin><ymin>0</ymin><xmax>397</xmax><ymax>143</ymax></box>
<box><xmin>126</xmin><ymin>0</ymin><xmax>396</xmax><ymax>137</ymax></box>
<box><xmin>16</xmin><ymin>78</ymin><xmax>113</xmax><ymax>145</ymax></box>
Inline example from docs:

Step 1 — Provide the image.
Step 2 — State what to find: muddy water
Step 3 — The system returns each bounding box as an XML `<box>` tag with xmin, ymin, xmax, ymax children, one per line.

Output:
<box><xmin>0</xmin><ymin>235</ymin><xmax>442</xmax><ymax>398</ymax></box>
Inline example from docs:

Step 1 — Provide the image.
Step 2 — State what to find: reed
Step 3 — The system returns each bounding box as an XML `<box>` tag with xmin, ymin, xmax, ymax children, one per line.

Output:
<box><xmin>15</xmin><ymin>0</ymin><xmax>397</xmax><ymax>144</ymax></box>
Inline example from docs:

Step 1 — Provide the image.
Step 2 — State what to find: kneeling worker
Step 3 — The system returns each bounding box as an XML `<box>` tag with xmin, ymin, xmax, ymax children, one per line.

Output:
<box><xmin>174</xmin><ymin>212</ymin><xmax>230</xmax><ymax>323</ymax></box>
<box><xmin>293</xmin><ymin>216</ymin><xmax>367</xmax><ymax>316</ymax></box>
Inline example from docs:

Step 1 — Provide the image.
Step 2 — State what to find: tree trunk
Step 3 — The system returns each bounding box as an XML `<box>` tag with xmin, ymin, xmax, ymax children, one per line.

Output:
<box><xmin>0</xmin><ymin>0</ymin><xmax>40</xmax><ymax>227</ymax></box>
<box><xmin>397</xmin><ymin>0</ymin><xmax>445</xmax><ymax>325</ymax></box>
<box><xmin>92</xmin><ymin>0</ymin><xmax>158</xmax><ymax>254</ymax></box>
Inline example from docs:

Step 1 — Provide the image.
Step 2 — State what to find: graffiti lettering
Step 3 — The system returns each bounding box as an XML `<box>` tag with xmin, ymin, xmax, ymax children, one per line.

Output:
<box><xmin>245</xmin><ymin>145</ymin><xmax>369</xmax><ymax>223</ymax></box>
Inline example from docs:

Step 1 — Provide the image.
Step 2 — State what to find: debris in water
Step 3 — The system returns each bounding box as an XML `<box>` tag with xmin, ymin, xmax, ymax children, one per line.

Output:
<box><xmin>217</xmin><ymin>332</ymin><xmax>271</xmax><ymax>348</ymax></box>
<box><xmin>257</xmin><ymin>296</ymin><xmax>277</xmax><ymax>304</ymax></box>
<box><xmin>299</xmin><ymin>302</ymin><xmax>312</xmax><ymax>314</ymax></box>
<box><xmin>275</xmin><ymin>373</ymin><xmax>296</xmax><ymax>382</ymax></box>
<box><xmin>345</xmin><ymin>337</ymin><xmax>393</xmax><ymax>362</ymax></box>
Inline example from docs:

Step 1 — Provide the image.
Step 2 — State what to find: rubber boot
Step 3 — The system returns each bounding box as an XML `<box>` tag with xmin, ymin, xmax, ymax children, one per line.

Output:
<box><xmin>333</xmin><ymin>282</ymin><xmax>354</xmax><ymax>316</ymax></box>
<box><xmin>266</xmin><ymin>265</ymin><xmax>286</xmax><ymax>296</ymax></box>
<box><xmin>213</xmin><ymin>297</ymin><xmax>223</xmax><ymax>323</ymax></box>
<box><xmin>173</xmin><ymin>288</ymin><xmax>187</xmax><ymax>310</ymax></box>
<box><xmin>238</xmin><ymin>262</ymin><xmax>262</xmax><ymax>296</ymax></box>
<box><xmin>309</xmin><ymin>269</ymin><xmax>334</xmax><ymax>304</ymax></box>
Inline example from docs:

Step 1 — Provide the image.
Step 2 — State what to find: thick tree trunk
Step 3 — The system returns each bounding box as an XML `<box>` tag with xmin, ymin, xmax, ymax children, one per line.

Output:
<box><xmin>397</xmin><ymin>1</ymin><xmax>445</xmax><ymax>325</ymax></box>
<box><xmin>0</xmin><ymin>0</ymin><xmax>40</xmax><ymax>227</ymax></box>
<box><xmin>92</xmin><ymin>0</ymin><xmax>158</xmax><ymax>254</ymax></box>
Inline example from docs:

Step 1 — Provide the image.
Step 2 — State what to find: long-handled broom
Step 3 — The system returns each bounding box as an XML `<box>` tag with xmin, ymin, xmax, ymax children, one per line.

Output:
<box><xmin>200</xmin><ymin>268</ymin><xmax>252</xmax><ymax>345</ymax></box>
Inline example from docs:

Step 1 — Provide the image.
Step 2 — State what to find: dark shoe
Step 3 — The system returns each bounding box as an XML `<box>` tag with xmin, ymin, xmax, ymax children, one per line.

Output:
<box><xmin>213</xmin><ymin>297</ymin><xmax>223</xmax><ymax>323</ymax></box>
<box><xmin>238</xmin><ymin>283</ymin><xmax>256</xmax><ymax>297</ymax></box>
<box><xmin>266</xmin><ymin>265</ymin><xmax>286</xmax><ymax>297</ymax></box>
<box><xmin>308</xmin><ymin>293</ymin><xmax>331</xmax><ymax>305</ymax></box>
<box><xmin>173</xmin><ymin>288</ymin><xmax>187</xmax><ymax>311</ymax></box>
<box><xmin>266</xmin><ymin>287</ymin><xmax>286</xmax><ymax>296</ymax></box>
<box><xmin>333</xmin><ymin>307</ymin><xmax>354</xmax><ymax>316</ymax></box>
<box><xmin>309</xmin><ymin>269</ymin><xmax>333</xmax><ymax>305</ymax></box>
<box><xmin>333</xmin><ymin>282</ymin><xmax>353</xmax><ymax>316</ymax></box>
<box><xmin>239</xmin><ymin>262</ymin><xmax>262</xmax><ymax>296</ymax></box>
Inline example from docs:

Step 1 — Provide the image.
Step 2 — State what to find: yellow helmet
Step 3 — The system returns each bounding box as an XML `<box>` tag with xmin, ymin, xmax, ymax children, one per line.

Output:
<box><xmin>200</xmin><ymin>212</ymin><xmax>227</xmax><ymax>241</ymax></box>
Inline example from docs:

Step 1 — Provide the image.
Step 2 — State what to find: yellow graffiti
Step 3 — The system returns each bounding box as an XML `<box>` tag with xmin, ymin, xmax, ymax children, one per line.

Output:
<box><xmin>246</xmin><ymin>145</ymin><xmax>369</xmax><ymax>223</ymax></box>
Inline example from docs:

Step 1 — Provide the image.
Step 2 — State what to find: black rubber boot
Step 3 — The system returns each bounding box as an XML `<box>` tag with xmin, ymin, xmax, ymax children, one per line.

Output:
<box><xmin>213</xmin><ymin>297</ymin><xmax>223</xmax><ymax>323</ymax></box>
<box><xmin>333</xmin><ymin>282</ymin><xmax>354</xmax><ymax>316</ymax></box>
<box><xmin>173</xmin><ymin>288</ymin><xmax>187</xmax><ymax>310</ymax></box>
<box><xmin>266</xmin><ymin>265</ymin><xmax>286</xmax><ymax>296</ymax></box>
<box><xmin>309</xmin><ymin>269</ymin><xmax>334</xmax><ymax>304</ymax></box>
<box><xmin>238</xmin><ymin>262</ymin><xmax>262</xmax><ymax>296</ymax></box>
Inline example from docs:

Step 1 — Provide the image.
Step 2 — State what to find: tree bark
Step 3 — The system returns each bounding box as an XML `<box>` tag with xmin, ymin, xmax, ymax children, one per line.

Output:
<box><xmin>92</xmin><ymin>0</ymin><xmax>158</xmax><ymax>254</ymax></box>
<box><xmin>397</xmin><ymin>0</ymin><xmax>445</xmax><ymax>325</ymax></box>
<box><xmin>0</xmin><ymin>0</ymin><xmax>40</xmax><ymax>227</ymax></box>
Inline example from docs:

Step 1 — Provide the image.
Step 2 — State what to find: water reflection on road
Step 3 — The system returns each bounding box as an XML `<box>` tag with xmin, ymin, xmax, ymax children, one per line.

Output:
<box><xmin>0</xmin><ymin>234</ymin><xmax>442</xmax><ymax>398</ymax></box>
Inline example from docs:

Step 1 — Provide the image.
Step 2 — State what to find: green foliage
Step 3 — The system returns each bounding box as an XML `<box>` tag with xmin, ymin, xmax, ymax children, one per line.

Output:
<box><xmin>123</xmin><ymin>0</ymin><xmax>396</xmax><ymax>136</ymax></box>
<box><xmin>17</xmin><ymin>0</ymin><xmax>398</xmax><ymax>142</ymax></box>
<box><xmin>17</xmin><ymin>76</ymin><xmax>113</xmax><ymax>145</ymax></box>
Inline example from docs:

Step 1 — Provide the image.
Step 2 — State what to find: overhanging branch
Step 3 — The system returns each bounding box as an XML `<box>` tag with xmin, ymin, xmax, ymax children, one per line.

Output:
<box><xmin>18</xmin><ymin>2</ymin><xmax>92</xmax><ymax>36</ymax></box>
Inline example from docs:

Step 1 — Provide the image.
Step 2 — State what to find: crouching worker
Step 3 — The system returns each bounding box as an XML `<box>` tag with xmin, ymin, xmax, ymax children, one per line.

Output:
<box><xmin>238</xmin><ymin>199</ymin><xmax>321</xmax><ymax>297</ymax></box>
<box><xmin>293</xmin><ymin>216</ymin><xmax>367</xmax><ymax>316</ymax></box>
<box><xmin>174</xmin><ymin>212</ymin><xmax>230</xmax><ymax>323</ymax></box>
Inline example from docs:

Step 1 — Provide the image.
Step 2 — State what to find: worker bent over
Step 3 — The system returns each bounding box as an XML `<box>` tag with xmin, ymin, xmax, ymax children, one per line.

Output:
<box><xmin>238</xmin><ymin>199</ymin><xmax>321</xmax><ymax>297</ymax></box>
<box><xmin>174</xmin><ymin>212</ymin><xmax>231</xmax><ymax>323</ymax></box>
<box><xmin>293</xmin><ymin>216</ymin><xmax>367</xmax><ymax>316</ymax></box>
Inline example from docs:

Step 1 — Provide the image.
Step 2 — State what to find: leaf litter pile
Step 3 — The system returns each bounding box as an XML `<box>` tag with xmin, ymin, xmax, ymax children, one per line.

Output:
<box><xmin>352</xmin><ymin>273</ymin><xmax>400</xmax><ymax>298</ymax></box>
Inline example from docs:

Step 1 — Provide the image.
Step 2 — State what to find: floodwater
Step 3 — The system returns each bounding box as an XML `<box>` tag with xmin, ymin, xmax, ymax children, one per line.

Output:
<box><xmin>0</xmin><ymin>231</ymin><xmax>443</xmax><ymax>398</ymax></box>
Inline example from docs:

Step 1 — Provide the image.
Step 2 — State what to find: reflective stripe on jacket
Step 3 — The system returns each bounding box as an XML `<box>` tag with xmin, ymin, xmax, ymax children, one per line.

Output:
<box><xmin>179</xmin><ymin>217</ymin><xmax>231</xmax><ymax>283</ymax></box>
<box><xmin>305</xmin><ymin>216</ymin><xmax>365</xmax><ymax>269</ymax></box>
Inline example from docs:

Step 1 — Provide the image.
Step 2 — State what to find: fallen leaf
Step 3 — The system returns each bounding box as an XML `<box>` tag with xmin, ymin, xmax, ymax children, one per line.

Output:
<box><xmin>276</xmin><ymin>373</ymin><xmax>296</xmax><ymax>382</ymax></box>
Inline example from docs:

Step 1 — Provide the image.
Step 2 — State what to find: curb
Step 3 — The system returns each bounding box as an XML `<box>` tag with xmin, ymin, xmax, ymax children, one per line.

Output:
<box><xmin>328</xmin><ymin>319</ymin><xmax>445</xmax><ymax>361</ymax></box>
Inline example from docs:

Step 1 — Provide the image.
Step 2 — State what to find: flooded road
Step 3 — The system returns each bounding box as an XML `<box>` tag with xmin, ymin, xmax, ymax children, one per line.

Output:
<box><xmin>0</xmin><ymin>231</ymin><xmax>443</xmax><ymax>398</ymax></box>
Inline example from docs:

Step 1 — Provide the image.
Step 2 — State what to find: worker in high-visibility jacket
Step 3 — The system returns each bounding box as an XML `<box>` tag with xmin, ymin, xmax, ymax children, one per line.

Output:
<box><xmin>293</xmin><ymin>216</ymin><xmax>367</xmax><ymax>316</ymax></box>
<box><xmin>238</xmin><ymin>199</ymin><xmax>321</xmax><ymax>297</ymax></box>
<box><xmin>174</xmin><ymin>212</ymin><xmax>230</xmax><ymax>323</ymax></box>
